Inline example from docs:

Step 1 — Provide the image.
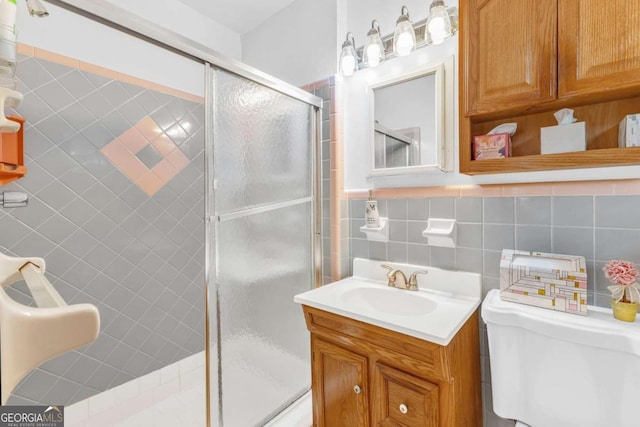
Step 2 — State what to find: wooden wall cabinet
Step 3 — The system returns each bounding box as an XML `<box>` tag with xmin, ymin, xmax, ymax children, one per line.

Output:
<box><xmin>460</xmin><ymin>0</ymin><xmax>640</xmax><ymax>174</ymax></box>
<box><xmin>303</xmin><ymin>305</ymin><xmax>482</xmax><ymax>427</ymax></box>
<box><xmin>559</xmin><ymin>0</ymin><xmax>640</xmax><ymax>99</ymax></box>
<box><xmin>465</xmin><ymin>0</ymin><xmax>557</xmax><ymax>116</ymax></box>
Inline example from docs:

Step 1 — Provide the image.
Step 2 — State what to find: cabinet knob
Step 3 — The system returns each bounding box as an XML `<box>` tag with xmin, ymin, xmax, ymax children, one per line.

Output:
<box><xmin>353</xmin><ymin>385</ymin><xmax>361</xmax><ymax>394</ymax></box>
<box><xmin>399</xmin><ymin>404</ymin><xmax>408</xmax><ymax>414</ymax></box>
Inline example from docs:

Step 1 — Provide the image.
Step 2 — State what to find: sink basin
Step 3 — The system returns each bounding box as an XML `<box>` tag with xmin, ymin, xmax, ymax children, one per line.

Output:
<box><xmin>294</xmin><ymin>258</ymin><xmax>482</xmax><ymax>345</ymax></box>
<box><xmin>341</xmin><ymin>287</ymin><xmax>438</xmax><ymax>316</ymax></box>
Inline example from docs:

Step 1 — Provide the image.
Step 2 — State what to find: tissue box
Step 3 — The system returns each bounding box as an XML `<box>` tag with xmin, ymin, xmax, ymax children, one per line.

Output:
<box><xmin>500</xmin><ymin>249</ymin><xmax>587</xmax><ymax>316</ymax></box>
<box><xmin>540</xmin><ymin>122</ymin><xmax>586</xmax><ymax>154</ymax></box>
<box><xmin>619</xmin><ymin>114</ymin><xmax>640</xmax><ymax>147</ymax></box>
<box><xmin>473</xmin><ymin>133</ymin><xmax>511</xmax><ymax>160</ymax></box>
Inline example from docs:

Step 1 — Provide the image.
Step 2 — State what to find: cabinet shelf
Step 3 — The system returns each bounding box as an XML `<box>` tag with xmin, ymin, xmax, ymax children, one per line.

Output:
<box><xmin>463</xmin><ymin>147</ymin><xmax>640</xmax><ymax>175</ymax></box>
<box><xmin>460</xmin><ymin>94</ymin><xmax>640</xmax><ymax>175</ymax></box>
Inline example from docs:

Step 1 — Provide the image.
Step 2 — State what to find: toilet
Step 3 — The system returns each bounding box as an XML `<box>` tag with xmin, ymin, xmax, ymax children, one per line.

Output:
<box><xmin>482</xmin><ymin>289</ymin><xmax>640</xmax><ymax>427</ymax></box>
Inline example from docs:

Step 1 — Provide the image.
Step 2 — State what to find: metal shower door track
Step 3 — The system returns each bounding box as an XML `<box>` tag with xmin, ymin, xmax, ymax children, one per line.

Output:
<box><xmin>45</xmin><ymin>0</ymin><xmax>323</xmax><ymax>108</ymax></box>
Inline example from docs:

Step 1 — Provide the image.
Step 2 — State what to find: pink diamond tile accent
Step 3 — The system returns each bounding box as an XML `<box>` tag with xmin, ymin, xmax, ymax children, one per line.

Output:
<box><xmin>150</xmin><ymin>133</ymin><xmax>177</xmax><ymax>157</ymax></box>
<box><xmin>101</xmin><ymin>141</ymin><xmax>147</xmax><ymax>182</ymax></box>
<box><xmin>153</xmin><ymin>159</ymin><xmax>177</xmax><ymax>182</ymax></box>
<box><xmin>100</xmin><ymin>116</ymin><xmax>190</xmax><ymax>196</ymax></box>
<box><xmin>135</xmin><ymin>171</ymin><xmax>164</xmax><ymax>196</ymax></box>
<box><xmin>119</xmin><ymin>127</ymin><xmax>148</xmax><ymax>154</ymax></box>
<box><xmin>166</xmin><ymin>147</ymin><xmax>190</xmax><ymax>170</ymax></box>
<box><xmin>136</xmin><ymin>116</ymin><xmax>164</xmax><ymax>141</ymax></box>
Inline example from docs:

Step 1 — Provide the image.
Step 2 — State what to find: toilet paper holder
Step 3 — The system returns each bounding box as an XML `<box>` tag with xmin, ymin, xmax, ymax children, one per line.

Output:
<box><xmin>0</xmin><ymin>252</ymin><xmax>100</xmax><ymax>404</ymax></box>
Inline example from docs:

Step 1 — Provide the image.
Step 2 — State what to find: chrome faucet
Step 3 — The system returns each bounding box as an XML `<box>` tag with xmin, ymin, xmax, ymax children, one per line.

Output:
<box><xmin>381</xmin><ymin>265</ymin><xmax>428</xmax><ymax>291</ymax></box>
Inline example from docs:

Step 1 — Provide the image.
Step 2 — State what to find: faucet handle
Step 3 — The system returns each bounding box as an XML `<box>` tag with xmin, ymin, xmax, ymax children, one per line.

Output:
<box><xmin>408</xmin><ymin>270</ymin><xmax>428</xmax><ymax>289</ymax></box>
<box><xmin>381</xmin><ymin>264</ymin><xmax>396</xmax><ymax>286</ymax></box>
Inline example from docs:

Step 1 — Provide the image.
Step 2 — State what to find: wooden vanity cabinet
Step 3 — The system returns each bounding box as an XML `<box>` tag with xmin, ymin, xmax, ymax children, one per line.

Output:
<box><xmin>460</xmin><ymin>0</ymin><xmax>640</xmax><ymax>174</ymax></box>
<box><xmin>303</xmin><ymin>305</ymin><xmax>482</xmax><ymax>427</ymax></box>
<box><xmin>313</xmin><ymin>339</ymin><xmax>370</xmax><ymax>427</ymax></box>
<box><xmin>372</xmin><ymin>363</ymin><xmax>439</xmax><ymax>427</ymax></box>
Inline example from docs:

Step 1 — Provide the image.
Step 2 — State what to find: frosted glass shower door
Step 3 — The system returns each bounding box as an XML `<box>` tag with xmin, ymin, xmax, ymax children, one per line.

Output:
<box><xmin>212</xmin><ymin>69</ymin><xmax>315</xmax><ymax>426</ymax></box>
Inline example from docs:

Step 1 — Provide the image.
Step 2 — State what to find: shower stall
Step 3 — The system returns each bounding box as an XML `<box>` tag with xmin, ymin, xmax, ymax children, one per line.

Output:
<box><xmin>0</xmin><ymin>2</ymin><xmax>321</xmax><ymax>426</ymax></box>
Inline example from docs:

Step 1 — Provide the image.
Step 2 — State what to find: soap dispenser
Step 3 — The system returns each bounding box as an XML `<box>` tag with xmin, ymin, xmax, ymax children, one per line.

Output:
<box><xmin>365</xmin><ymin>190</ymin><xmax>380</xmax><ymax>228</ymax></box>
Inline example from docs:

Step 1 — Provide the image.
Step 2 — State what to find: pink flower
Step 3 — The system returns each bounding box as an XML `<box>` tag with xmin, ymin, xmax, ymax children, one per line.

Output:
<box><xmin>604</xmin><ymin>260</ymin><xmax>639</xmax><ymax>287</ymax></box>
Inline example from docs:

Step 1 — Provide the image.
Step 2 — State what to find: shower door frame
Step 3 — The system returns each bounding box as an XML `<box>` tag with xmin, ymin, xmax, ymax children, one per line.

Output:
<box><xmin>45</xmin><ymin>1</ymin><xmax>324</xmax><ymax>426</ymax></box>
<box><xmin>207</xmin><ymin>64</ymin><xmax>322</xmax><ymax>426</ymax></box>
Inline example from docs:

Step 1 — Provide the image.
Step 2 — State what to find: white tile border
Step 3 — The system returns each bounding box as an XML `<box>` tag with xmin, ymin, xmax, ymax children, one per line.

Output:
<box><xmin>66</xmin><ymin>352</ymin><xmax>205</xmax><ymax>426</ymax></box>
<box><xmin>264</xmin><ymin>391</ymin><xmax>312</xmax><ymax>427</ymax></box>
<box><xmin>65</xmin><ymin>351</ymin><xmax>312</xmax><ymax>427</ymax></box>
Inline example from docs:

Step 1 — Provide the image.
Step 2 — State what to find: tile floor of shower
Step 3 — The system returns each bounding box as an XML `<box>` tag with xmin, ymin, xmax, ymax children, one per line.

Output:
<box><xmin>66</xmin><ymin>337</ymin><xmax>311</xmax><ymax>427</ymax></box>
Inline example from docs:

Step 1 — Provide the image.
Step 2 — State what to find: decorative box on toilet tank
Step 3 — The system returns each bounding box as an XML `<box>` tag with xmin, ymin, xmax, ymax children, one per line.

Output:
<box><xmin>500</xmin><ymin>250</ymin><xmax>588</xmax><ymax>315</ymax></box>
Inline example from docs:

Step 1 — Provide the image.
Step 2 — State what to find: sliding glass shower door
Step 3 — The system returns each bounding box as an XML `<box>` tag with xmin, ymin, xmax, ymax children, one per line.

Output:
<box><xmin>209</xmin><ymin>67</ymin><xmax>317</xmax><ymax>426</ymax></box>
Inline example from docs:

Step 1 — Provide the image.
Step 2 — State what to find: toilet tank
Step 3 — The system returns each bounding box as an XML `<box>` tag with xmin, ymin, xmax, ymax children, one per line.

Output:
<box><xmin>482</xmin><ymin>289</ymin><xmax>640</xmax><ymax>427</ymax></box>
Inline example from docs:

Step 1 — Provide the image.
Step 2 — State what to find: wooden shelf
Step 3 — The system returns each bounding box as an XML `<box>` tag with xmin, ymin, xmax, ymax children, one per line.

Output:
<box><xmin>462</xmin><ymin>147</ymin><xmax>640</xmax><ymax>175</ymax></box>
<box><xmin>460</xmin><ymin>95</ymin><xmax>640</xmax><ymax>175</ymax></box>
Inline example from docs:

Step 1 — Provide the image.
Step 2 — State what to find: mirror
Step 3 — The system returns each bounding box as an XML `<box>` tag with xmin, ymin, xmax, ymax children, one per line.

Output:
<box><xmin>370</xmin><ymin>61</ymin><xmax>451</xmax><ymax>176</ymax></box>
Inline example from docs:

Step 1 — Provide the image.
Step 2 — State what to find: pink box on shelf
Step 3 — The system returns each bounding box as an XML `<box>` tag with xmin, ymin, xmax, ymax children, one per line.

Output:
<box><xmin>473</xmin><ymin>133</ymin><xmax>511</xmax><ymax>160</ymax></box>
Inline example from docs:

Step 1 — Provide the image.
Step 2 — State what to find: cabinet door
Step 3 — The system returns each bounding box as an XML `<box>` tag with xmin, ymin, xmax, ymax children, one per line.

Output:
<box><xmin>372</xmin><ymin>363</ymin><xmax>439</xmax><ymax>427</ymax></box>
<box><xmin>559</xmin><ymin>0</ymin><xmax>640</xmax><ymax>98</ymax></box>
<box><xmin>464</xmin><ymin>0</ymin><xmax>557</xmax><ymax>116</ymax></box>
<box><xmin>312</xmin><ymin>339</ymin><xmax>369</xmax><ymax>427</ymax></box>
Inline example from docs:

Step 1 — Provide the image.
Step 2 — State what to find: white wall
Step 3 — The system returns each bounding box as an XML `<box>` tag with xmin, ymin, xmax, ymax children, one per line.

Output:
<box><xmin>103</xmin><ymin>0</ymin><xmax>242</xmax><ymax>60</ymax></box>
<box><xmin>241</xmin><ymin>0</ymin><xmax>339</xmax><ymax>87</ymax></box>
<box><xmin>16</xmin><ymin>2</ymin><xmax>206</xmax><ymax>96</ymax></box>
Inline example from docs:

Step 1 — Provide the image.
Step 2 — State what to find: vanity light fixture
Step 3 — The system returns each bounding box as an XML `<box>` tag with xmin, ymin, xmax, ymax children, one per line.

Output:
<box><xmin>339</xmin><ymin>3</ymin><xmax>458</xmax><ymax>75</ymax></box>
<box><xmin>447</xmin><ymin>6</ymin><xmax>459</xmax><ymax>35</ymax></box>
<box><xmin>363</xmin><ymin>20</ymin><xmax>385</xmax><ymax>68</ymax></box>
<box><xmin>339</xmin><ymin>32</ymin><xmax>358</xmax><ymax>76</ymax></box>
<box><xmin>25</xmin><ymin>0</ymin><xmax>49</xmax><ymax>17</ymax></box>
<box><xmin>393</xmin><ymin>6</ymin><xmax>416</xmax><ymax>56</ymax></box>
<box><xmin>426</xmin><ymin>0</ymin><xmax>452</xmax><ymax>45</ymax></box>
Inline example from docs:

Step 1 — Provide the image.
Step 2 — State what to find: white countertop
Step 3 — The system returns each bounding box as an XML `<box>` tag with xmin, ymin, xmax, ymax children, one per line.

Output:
<box><xmin>294</xmin><ymin>258</ymin><xmax>482</xmax><ymax>346</ymax></box>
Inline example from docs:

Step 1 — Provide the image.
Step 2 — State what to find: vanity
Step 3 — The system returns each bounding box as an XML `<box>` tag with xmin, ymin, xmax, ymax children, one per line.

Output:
<box><xmin>294</xmin><ymin>259</ymin><xmax>483</xmax><ymax>426</ymax></box>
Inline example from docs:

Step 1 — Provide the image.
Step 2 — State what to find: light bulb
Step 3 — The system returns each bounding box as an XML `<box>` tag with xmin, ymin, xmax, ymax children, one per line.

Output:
<box><xmin>363</xmin><ymin>20</ymin><xmax>385</xmax><ymax>68</ymax></box>
<box><xmin>340</xmin><ymin>50</ymin><xmax>356</xmax><ymax>76</ymax></box>
<box><xmin>427</xmin><ymin>0</ymin><xmax>452</xmax><ymax>45</ymax></box>
<box><xmin>339</xmin><ymin>33</ymin><xmax>358</xmax><ymax>76</ymax></box>
<box><xmin>365</xmin><ymin>44</ymin><xmax>381</xmax><ymax>67</ymax></box>
<box><xmin>428</xmin><ymin>17</ymin><xmax>447</xmax><ymax>44</ymax></box>
<box><xmin>393</xmin><ymin>6</ymin><xmax>416</xmax><ymax>56</ymax></box>
<box><xmin>395</xmin><ymin>30</ymin><xmax>414</xmax><ymax>56</ymax></box>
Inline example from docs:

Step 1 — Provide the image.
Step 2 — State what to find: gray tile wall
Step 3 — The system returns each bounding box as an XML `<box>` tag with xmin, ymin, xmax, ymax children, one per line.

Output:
<box><xmin>0</xmin><ymin>54</ymin><xmax>205</xmax><ymax>405</ymax></box>
<box><xmin>349</xmin><ymin>194</ymin><xmax>640</xmax><ymax>426</ymax></box>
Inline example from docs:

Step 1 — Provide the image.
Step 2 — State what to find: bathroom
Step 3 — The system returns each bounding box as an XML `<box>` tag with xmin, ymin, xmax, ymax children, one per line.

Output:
<box><xmin>0</xmin><ymin>0</ymin><xmax>639</xmax><ymax>426</ymax></box>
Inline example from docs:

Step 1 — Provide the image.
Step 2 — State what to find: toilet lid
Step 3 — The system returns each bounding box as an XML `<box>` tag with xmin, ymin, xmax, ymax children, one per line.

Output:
<box><xmin>515</xmin><ymin>422</ymin><xmax>531</xmax><ymax>427</ymax></box>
